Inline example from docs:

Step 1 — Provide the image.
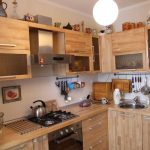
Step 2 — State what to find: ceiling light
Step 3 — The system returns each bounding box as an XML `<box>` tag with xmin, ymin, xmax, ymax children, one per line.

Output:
<box><xmin>93</xmin><ymin>0</ymin><xmax>119</xmax><ymax>26</ymax></box>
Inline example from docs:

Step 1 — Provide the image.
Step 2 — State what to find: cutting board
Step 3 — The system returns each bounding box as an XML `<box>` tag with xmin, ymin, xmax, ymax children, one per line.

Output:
<box><xmin>93</xmin><ymin>82</ymin><xmax>112</xmax><ymax>101</ymax></box>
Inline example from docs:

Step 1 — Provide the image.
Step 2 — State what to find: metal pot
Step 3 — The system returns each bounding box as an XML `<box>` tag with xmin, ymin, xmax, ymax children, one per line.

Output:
<box><xmin>0</xmin><ymin>0</ymin><xmax>7</xmax><ymax>17</ymax></box>
<box><xmin>30</xmin><ymin>100</ymin><xmax>46</xmax><ymax>118</ymax></box>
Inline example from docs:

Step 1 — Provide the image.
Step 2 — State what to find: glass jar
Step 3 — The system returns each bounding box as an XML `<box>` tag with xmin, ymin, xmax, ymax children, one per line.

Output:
<box><xmin>0</xmin><ymin>112</ymin><xmax>4</xmax><ymax>133</ymax></box>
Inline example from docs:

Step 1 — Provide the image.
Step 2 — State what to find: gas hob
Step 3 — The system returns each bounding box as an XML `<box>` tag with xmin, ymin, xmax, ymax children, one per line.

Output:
<box><xmin>28</xmin><ymin>110</ymin><xmax>77</xmax><ymax>127</ymax></box>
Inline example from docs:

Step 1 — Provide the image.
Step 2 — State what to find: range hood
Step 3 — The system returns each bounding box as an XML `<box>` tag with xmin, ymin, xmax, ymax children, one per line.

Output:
<box><xmin>29</xmin><ymin>29</ymin><xmax>71</xmax><ymax>77</ymax></box>
<box><xmin>30</xmin><ymin>30</ymin><xmax>71</xmax><ymax>65</ymax></box>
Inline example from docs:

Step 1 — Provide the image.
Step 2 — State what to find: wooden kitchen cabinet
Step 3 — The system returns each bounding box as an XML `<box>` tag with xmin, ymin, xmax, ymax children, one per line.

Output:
<box><xmin>65</xmin><ymin>30</ymin><xmax>92</xmax><ymax>55</ymax></box>
<box><xmin>100</xmin><ymin>34</ymin><xmax>112</xmax><ymax>73</ymax></box>
<box><xmin>82</xmin><ymin>111</ymin><xmax>108</xmax><ymax>150</ymax></box>
<box><xmin>33</xmin><ymin>135</ymin><xmax>49</xmax><ymax>150</ymax></box>
<box><xmin>111</xmin><ymin>27</ymin><xmax>146</xmax><ymax>54</ymax></box>
<box><xmin>0</xmin><ymin>17</ymin><xmax>30</xmax><ymax>51</ymax></box>
<box><xmin>108</xmin><ymin>110</ymin><xmax>142</xmax><ymax>150</ymax></box>
<box><xmin>65</xmin><ymin>30</ymin><xmax>93</xmax><ymax>73</ymax></box>
<box><xmin>8</xmin><ymin>140</ymin><xmax>34</xmax><ymax>150</ymax></box>
<box><xmin>0</xmin><ymin>17</ymin><xmax>31</xmax><ymax>81</ymax></box>
<box><xmin>111</xmin><ymin>27</ymin><xmax>148</xmax><ymax>72</ymax></box>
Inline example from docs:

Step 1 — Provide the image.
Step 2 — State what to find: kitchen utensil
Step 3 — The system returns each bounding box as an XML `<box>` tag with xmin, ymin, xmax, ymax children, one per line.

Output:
<box><xmin>141</xmin><ymin>76</ymin><xmax>150</xmax><ymax>95</ymax></box>
<box><xmin>0</xmin><ymin>0</ymin><xmax>7</xmax><ymax>17</ymax></box>
<box><xmin>132</xmin><ymin>76</ymin><xmax>135</xmax><ymax>92</ymax></box>
<box><xmin>30</xmin><ymin>100</ymin><xmax>46</xmax><ymax>118</ymax></box>
<box><xmin>79</xmin><ymin>95</ymin><xmax>91</xmax><ymax>107</ymax></box>
<box><xmin>0</xmin><ymin>112</ymin><xmax>4</xmax><ymax>133</ymax></box>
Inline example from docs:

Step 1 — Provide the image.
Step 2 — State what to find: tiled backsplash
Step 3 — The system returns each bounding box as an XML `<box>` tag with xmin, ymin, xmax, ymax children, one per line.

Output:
<box><xmin>98</xmin><ymin>73</ymin><xmax>150</xmax><ymax>104</ymax></box>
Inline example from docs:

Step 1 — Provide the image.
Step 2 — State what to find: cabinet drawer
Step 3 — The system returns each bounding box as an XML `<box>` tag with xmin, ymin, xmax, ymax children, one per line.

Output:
<box><xmin>84</xmin><ymin>134</ymin><xmax>108</xmax><ymax>150</ymax></box>
<box><xmin>0</xmin><ymin>18</ymin><xmax>30</xmax><ymax>50</ymax></box>
<box><xmin>82</xmin><ymin>111</ymin><xmax>107</xmax><ymax>129</ymax></box>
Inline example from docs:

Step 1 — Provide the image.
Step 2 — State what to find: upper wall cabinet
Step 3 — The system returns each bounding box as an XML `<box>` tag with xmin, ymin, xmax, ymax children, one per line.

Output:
<box><xmin>0</xmin><ymin>17</ymin><xmax>30</xmax><ymax>51</ymax></box>
<box><xmin>111</xmin><ymin>27</ymin><xmax>146</xmax><ymax>54</ymax></box>
<box><xmin>111</xmin><ymin>27</ymin><xmax>148</xmax><ymax>71</ymax></box>
<box><xmin>0</xmin><ymin>17</ymin><xmax>31</xmax><ymax>81</ymax></box>
<box><xmin>65</xmin><ymin>30</ymin><xmax>92</xmax><ymax>56</ymax></box>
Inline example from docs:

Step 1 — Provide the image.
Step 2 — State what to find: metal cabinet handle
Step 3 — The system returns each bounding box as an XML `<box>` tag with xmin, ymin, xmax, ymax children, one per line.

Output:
<box><xmin>0</xmin><ymin>44</ymin><xmax>16</xmax><ymax>47</ymax></box>
<box><xmin>89</xmin><ymin>140</ymin><xmax>102</xmax><ymax>149</ymax></box>
<box><xmin>143</xmin><ymin>116</ymin><xmax>150</xmax><ymax>120</ymax></box>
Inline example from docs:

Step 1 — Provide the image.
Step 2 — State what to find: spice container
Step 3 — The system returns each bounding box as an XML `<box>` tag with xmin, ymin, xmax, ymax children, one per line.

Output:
<box><xmin>0</xmin><ymin>112</ymin><xmax>4</xmax><ymax>133</ymax></box>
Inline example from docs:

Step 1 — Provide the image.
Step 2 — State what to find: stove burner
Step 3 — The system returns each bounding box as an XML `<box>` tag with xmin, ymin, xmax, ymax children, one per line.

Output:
<box><xmin>45</xmin><ymin>120</ymin><xmax>55</xmax><ymax>125</ymax></box>
<box><xmin>28</xmin><ymin>110</ymin><xmax>77</xmax><ymax>127</ymax></box>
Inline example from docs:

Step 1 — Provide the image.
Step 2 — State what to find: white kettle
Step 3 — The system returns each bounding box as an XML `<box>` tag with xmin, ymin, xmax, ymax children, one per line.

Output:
<box><xmin>113</xmin><ymin>89</ymin><xmax>121</xmax><ymax>105</ymax></box>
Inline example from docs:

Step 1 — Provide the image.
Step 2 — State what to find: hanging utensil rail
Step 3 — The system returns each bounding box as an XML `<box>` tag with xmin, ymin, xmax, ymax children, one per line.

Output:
<box><xmin>56</xmin><ymin>75</ymin><xmax>79</xmax><ymax>80</ymax></box>
<box><xmin>114</xmin><ymin>73</ymin><xmax>150</xmax><ymax>76</ymax></box>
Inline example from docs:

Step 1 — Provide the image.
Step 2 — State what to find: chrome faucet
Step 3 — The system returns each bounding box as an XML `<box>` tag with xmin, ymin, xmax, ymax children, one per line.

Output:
<box><xmin>133</xmin><ymin>96</ymin><xmax>141</xmax><ymax>104</ymax></box>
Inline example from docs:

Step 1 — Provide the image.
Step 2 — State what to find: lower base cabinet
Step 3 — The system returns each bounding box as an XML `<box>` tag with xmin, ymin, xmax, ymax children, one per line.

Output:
<box><xmin>108</xmin><ymin>110</ymin><xmax>142</xmax><ymax>150</ymax></box>
<box><xmin>82</xmin><ymin>111</ymin><xmax>108</xmax><ymax>150</ymax></box>
<box><xmin>8</xmin><ymin>135</ymin><xmax>49</xmax><ymax>150</ymax></box>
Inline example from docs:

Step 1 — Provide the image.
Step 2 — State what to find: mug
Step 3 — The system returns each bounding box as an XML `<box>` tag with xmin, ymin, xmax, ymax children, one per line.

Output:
<box><xmin>101</xmin><ymin>98</ymin><xmax>108</xmax><ymax>104</ymax></box>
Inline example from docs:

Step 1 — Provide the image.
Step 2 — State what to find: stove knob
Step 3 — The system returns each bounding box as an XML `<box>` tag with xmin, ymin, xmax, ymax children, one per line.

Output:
<box><xmin>65</xmin><ymin>129</ymin><xmax>69</xmax><ymax>133</ymax></box>
<box><xmin>59</xmin><ymin>131</ymin><xmax>64</xmax><ymax>136</ymax></box>
<box><xmin>71</xmin><ymin>127</ymin><xmax>74</xmax><ymax>131</ymax></box>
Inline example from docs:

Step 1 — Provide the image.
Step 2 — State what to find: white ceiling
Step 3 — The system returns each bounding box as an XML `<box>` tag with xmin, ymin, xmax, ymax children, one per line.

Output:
<box><xmin>47</xmin><ymin>0</ymin><xmax>148</xmax><ymax>16</ymax></box>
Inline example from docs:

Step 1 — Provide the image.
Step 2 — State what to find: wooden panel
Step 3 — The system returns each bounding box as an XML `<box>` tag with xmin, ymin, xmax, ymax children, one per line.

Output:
<box><xmin>112</xmin><ymin>27</ymin><xmax>146</xmax><ymax>54</ymax></box>
<box><xmin>108</xmin><ymin>110</ymin><xmax>142</xmax><ymax>150</ymax></box>
<box><xmin>93</xmin><ymin>82</ymin><xmax>112</xmax><ymax>101</ymax></box>
<box><xmin>100</xmin><ymin>34</ymin><xmax>112</xmax><ymax>73</ymax></box>
<box><xmin>65</xmin><ymin>31</ymin><xmax>92</xmax><ymax>55</ymax></box>
<box><xmin>142</xmin><ymin>115</ymin><xmax>150</xmax><ymax>150</ymax></box>
<box><xmin>0</xmin><ymin>17</ymin><xmax>30</xmax><ymax>51</ymax></box>
<box><xmin>82</xmin><ymin>111</ymin><xmax>108</xmax><ymax>150</ymax></box>
<box><xmin>112</xmin><ymin>79</ymin><xmax>131</xmax><ymax>93</ymax></box>
<box><xmin>8</xmin><ymin>140</ymin><xmax>34</xmax><ymax>150</ymax></box>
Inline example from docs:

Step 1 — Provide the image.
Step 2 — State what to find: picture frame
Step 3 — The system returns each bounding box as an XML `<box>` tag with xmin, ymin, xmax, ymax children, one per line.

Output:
<box><xmin>2</xmin><ymin>85</ymin><xmax>21</xmax><ymax>104</ymax></box>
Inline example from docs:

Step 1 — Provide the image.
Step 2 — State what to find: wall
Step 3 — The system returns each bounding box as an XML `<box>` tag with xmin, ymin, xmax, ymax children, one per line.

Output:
<box><xmin>0</xmin><ymin>74</ymin><xmax>98</xmax><ymax>121</ymax></box>
<box><xmin>0</xmin><ymin>0</ymin><xmax>99</xmax><ymax>121</ymax></box>
<box><xmin>114</xmin><ymin>1</ymin><xmax>150</xmax><ymax>32</ymax></box>
<box><xmin>4</xmin><ymin>0</ymin><xmax>100</xmax><ymax>30</ymax></box>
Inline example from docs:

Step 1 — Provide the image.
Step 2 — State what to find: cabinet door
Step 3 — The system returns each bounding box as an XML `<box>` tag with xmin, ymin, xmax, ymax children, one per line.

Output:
<box><xmin>0</xmin><ymin>17</ymin><xmax>30</xmax><ymax>50</ymax></box>
<box><xmin>69</xmin><ymin>55</ymin><xmax>91</xmax><ymax>72</ymax></box>
<box><xmin>92</xmin><ymin>37</ymin><xmax>100</xmax><ymax>71</ymax></box>
<box><xmin>142</xmin><ymin>115</ymin><xmax>150</xmax><ymax>150</ymax></box>
<box><xmin>112</xmin><ymin>52</ymin><xmax>147</xmax><ymax>71</ymax></box>
<box><xmin>108</xmin><ymin>110</ymin><xmax>142</xmax><ymax>150</ymax></box>
<box><xmin>0</xmin><ymin>52</ymin><xmax>31</xmax><ymax>81</ymax></box>
<box><xmin>33</xmin><ymin>135</ymin><xmax>49</xmax><ymax>150</ymax></box>
<box><xmin>112</xmin><ymin>27</ymin><xmax>146</xmax><ymax>53</ymax></box>
<box><xmin>65</xmin><ymin>31</ymin><xmax>92</xmax><ymax>55</ymax></box>
<box><xmin>82</xmin><ymin>111</ymin><xmax>108</xmax><ymax>150</ymax></box>
<box><xmin>100</xmin><ymin>34</ymin><xmax>112</xmax><ymax>73</ymax></box>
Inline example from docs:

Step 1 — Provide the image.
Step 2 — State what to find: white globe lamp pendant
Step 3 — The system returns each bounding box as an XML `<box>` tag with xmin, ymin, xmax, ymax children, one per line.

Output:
<box><xmin>93</xmin><ymin>0</ymin><xmax>119</xmax><ymax>26</ymax></box>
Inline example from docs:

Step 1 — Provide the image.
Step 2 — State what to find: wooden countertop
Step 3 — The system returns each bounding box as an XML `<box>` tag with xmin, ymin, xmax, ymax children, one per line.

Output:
<box><xmin>0</xmin><ymin>103</ymin><xmax>111</xmax><ymax>150</ymax></box>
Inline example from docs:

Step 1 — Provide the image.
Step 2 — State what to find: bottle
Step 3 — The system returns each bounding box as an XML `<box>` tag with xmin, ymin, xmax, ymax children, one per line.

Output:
<box><xmin>113</xmin><ymin>89</ymin><xmax>121</xmax><ymax>105</ymax></box>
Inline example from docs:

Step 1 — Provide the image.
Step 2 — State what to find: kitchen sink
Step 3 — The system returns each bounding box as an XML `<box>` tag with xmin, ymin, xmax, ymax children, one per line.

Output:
<box><xmin>119</xmin><ymin>103</ymin><xmax>148</xmax><ymax>109</ymax></box>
